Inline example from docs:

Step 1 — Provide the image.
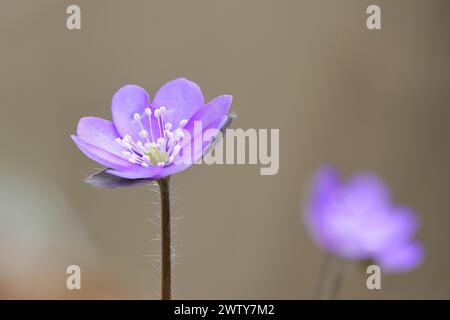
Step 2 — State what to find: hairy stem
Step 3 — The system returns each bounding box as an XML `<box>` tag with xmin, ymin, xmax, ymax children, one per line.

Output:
<box><xmin>314</xmin><ymin>254</ymin><xmax>347</xmax><ymax>300</ymax></box>
<box><xmin>157</xmin><ymin>177</ymin><xmax>171</xmax><ymax>300</ymax></box>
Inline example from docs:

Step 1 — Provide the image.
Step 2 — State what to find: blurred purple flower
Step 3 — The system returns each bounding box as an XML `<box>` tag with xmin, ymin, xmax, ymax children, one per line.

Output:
<box><xmin>305</xmin><ymin>166</ymin><xmax>424</xmax><ymax>273</ymax></box>
<box><xmin>71</xmin><ymin>78</ymin><xmax>233</xmax><ymax>183</ymax></box>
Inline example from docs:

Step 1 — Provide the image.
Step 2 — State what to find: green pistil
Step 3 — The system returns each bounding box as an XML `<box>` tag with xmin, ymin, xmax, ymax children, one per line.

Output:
<box><xmin>145</xmin><ymin>146</ymin><xmax>168</xmax><ymax>165</ymax></box>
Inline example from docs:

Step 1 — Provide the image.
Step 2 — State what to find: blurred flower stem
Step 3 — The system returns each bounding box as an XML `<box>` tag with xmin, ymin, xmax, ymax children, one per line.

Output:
<box><xmin>158</xmin><ymin>177</ymin><xmax>171</xmax><ymax>300</ymax></box>
<box><xmin>314</xmin><ymin>254</ymin><xmax>347</xmax><ymax>300</ymax></box>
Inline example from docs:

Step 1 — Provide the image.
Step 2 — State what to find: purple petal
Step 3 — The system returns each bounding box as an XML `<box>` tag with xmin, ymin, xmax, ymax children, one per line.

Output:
<box><xmin>201</xmin><ymin>115</ymin><xmax>229</xmax><ymax>150</ymax></box>
<box><xmin>176</xmin><ymin>95</ymin><xmax>232</xmax><ymax>158</ymax></box>
<box><xmin>154</xmin><ymin>140</ymin><xmax>206</xmax><ymax>179</ymax></box>
<box><xmin>376</xmin><ymin>241</ymin><xmax>424</xmax><ymax>273</ymax></box>
<box><xmin>391</xmin><ymin>206</ymin><xmax>420</xmax><ymax>238</ymax></box>
<box><xmin>305</xmin><ymin>166</ymin><xmax>341</xmax><ymax>248</ymax></box>
<box><xmin>76</xmin><ymin>117</ymin><xmax>125</xmax><ymax>159</ymax></box>
<box><xmin>346</xmin><ymin>173</ymin><xmax>390</xmax><ymax>208</ymax></box>
<box><xmin>71</xmin><ymin>135</ymin><xmax>131</xmax><ymax>170</ymax></box>
<box><xmin>203</xmin><ymin>112</ymin><xmax>236</xmax><ymax>157</ymax></box>
<box><xmin>182</xmin><ymin>95</ymin><xmax>232</xmax><ymax>137</ymax></box>
<box><xmin>106</xmin><ymin>166</ymin><xmax>162</xmax><ymax>179</ymax></box>
<box><xmin>152</xmin><ymin>78</ymin><xmax>204</xmax><ymax>127</ymax></box>
<box><xmin>375</xmin><ymin>206</ymin><xmax>420</xmax><ymax>252</ymax></box>
<box><xmin>154</xmin><ymin>115</ymin><xmax>231</xmax><ymax>179</ymax></box>
<box><xmin>111</xmin><ymin>84</ymin><xmax>151</xmax><ymax>141</ymax></box>
<box><xmin>85</xmin><ymin>169</ymin><xmax>151</xmax><ymax>188</ymax></box>
<box><xmin>310</xmin><ymin>166</ymin><xmax>341</xmax><ymax>203</ymax></box>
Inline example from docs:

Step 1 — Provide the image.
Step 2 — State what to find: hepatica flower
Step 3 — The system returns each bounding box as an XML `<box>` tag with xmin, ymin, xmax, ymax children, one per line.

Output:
<box><xmin>305</xmin><ymin>166</ymin><xmax>424</xmax><ymax>273</ymax></box>
<box><xmin>72</xmin><ymin>78</ymin><xmax>234</xmax><ymax>185</ymax></box>
<box><xmin>72</xmin><ymin>78</ymin><xmax>234</xmax><ymax>299</ymax></box>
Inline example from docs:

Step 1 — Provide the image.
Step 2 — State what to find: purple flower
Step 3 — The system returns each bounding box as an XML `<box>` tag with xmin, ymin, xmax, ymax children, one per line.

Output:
<box><xmin>71</xmin><ymin>78</ymin><xmax>233</xmax><ymax>184</ymax></box>
<box><xmin>305</xmin><ymin>166</ymin><xmax>424</xmax><ymax>273</ymax></box>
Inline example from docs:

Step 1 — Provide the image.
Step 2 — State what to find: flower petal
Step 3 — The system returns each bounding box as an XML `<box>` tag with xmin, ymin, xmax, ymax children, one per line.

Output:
<box><xmin>310</xmin><ymin>166</ymin><xmax>341</xmax><ymax>205</ymax></box>
<box><xmin>182</xmin><ymin>95</ymin><xmax>232</xmax><ymax>137</ymax></box>
<box><xmin>112</xmin><ymin>84</ymin><xmax>151</xmax><ymax>141</ymax></box>
<box><xmin>152</xmin><ymin>78</ymin><xmax>204</xmax><ymax>127</ymax></box>
<box><xmin>85</xmin><ymin>169</ymin><xmax>151</xmax><ymax>188</ymax></box>
<box><xmin>346</xmin><ymin>173</ymin><xmax>391</xmax><ymax>208</ymax></box>
<box><xmin>76</xmin><ymin>117</ymin><xmax>125</xmax><ymax>159</ymax></box>
<box><xmin>367</xmin><ymin>206</ymin><xmax>420</xmax><ymax>253</ymax></box>
<box><xmin>106</xmin><ymin>166</ymin><xmax>163</xmax><ymax>179</ymax></box>
<box><xmin>390</xmin><ymin>206</ymin><xmax>420</xmax><ymax>241</ymax></box>
<box><xmin>376</xmin><ymin>241</ymin><xmax>424</xmax><ymax>273</ymax></box>
<box><xmin>203</xmin><ymin>112</ymin><xmax>236</xmax><ymax>157</ymax></box>
<box><xmin>71</xmin><ymin>135</ymin><xmax>131</xmax><ymax>170</ymax></box>
<box><xmin>155</xmin><ymin>115</ymin><xmax>229</xmax><ymax>179</ymax></box>
<box><xmin>176</xmin><ymin>95</ymin><xmax>233</xmax><ymax>156</ymax></box>
<box><xmin>305</xmin><ymin>166</ymin><xmax>342</xmax><ymax>250</ymax></box>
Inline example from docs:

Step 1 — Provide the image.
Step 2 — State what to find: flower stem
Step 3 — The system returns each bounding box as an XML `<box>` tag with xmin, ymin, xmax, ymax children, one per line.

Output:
<box><xmin>157</xmin><ymin>177</ymin><xmax>171</xmax><ymax>300</ymax></box>
<box><xmin>314</xmin><ymin>254</ymin><xmax>347</xmax><ymax>300</ymax></box>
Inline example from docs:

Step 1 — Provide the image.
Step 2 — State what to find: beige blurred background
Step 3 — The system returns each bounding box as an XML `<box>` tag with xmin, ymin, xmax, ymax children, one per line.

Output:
<box><xmin>0</xmin><ymin>0</ymin><xmax>449</xmax><ymax>299</ymax></box>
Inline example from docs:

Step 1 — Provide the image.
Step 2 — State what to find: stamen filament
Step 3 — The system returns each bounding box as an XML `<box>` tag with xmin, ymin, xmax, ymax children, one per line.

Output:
<box><xmin>116</xmin><ymin>106</ymin><xmax>186</xmax><ymax>168</ymax></box>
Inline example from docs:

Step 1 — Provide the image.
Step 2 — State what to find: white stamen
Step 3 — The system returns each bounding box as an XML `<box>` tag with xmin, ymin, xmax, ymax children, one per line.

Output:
<box><xmin>158</xmin><ymin>107</ymin><xmax>166</xmax><ymax>138</ymax></box>
<box><xmin>156</xmin><ymin>120</ymin><xmax>163</xmax><ymax>137</ymax></box>
<box><xmin>175</xmin><ymin>129</ymin><xmax>185</xmax><ymax>139</ymax></box>
<box><xmin>157</xmin><ymin>137</ymin><xmax>165</xmax><ymax>146</ymax></box>
<box><xmin>121</xmin><ymin>139</ymin><xmax>132</xmax><ymax>149</ymax></box>
<box><xmin>172</xmin><ymin>144</ymin><xmax>181</xmax><ymax>155</ymax></box>
<box><xmin>136</xmin><ymin>141</ymin><xmax>145</xmax><ymax>151</ymax></box>
<box><xmin>115</xmin><ymin>104</ymin><xmax>186</xmax><ymax>168</ymax></box>
<box><xmin>145</xmin><ymin>107</ymin><xmax>155</xmax><ymax>142</ymax></box>
<box><xmin>140</xmin><ymin>130</ymin><xmax>148</xmax><ymax>138</ymax></box>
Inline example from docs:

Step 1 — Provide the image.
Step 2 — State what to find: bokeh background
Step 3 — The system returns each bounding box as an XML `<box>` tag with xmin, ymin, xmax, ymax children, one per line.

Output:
<box><xmin>1</xmin><ymin>0</ymin><xmax>449</xmax><ymax>299</ymax></box>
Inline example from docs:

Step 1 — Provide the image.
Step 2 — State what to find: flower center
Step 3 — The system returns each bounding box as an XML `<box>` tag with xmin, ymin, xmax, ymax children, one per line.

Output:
<box><xmin>115</xmin><ymin>105</ymin><xmax>188</xmax><ymax>167</ymax></box>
